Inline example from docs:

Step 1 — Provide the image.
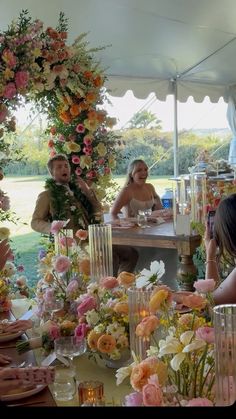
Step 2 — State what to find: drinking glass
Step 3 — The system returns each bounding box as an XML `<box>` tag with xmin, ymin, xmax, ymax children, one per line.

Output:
<box><xmin>45</xmin><ymin>299</ymin><xmax>64</xmax><ymax>321</ymax></box>
<box><xmin>52</xmin><ymin>365</ymin><xmax>76</xmax><ymax>402</ymax></box>
<box><xmin>137</xmin><ymin>210</ymin><xmax>147</xmax><ymax>228</ymax></box>
<box><xmin>144</xmin><ymin>208</ymin><xmax>152</xmax><ymax>227</ymax></box>
<box><xmin>54</xmin><ymin>336</ymin><xmax>86</xmax><ymax>368</ymax></box>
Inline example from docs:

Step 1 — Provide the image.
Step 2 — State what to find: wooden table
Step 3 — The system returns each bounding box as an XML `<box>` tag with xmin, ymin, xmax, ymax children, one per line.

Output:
<box><xmin>112</xmin><ymin>221</ymin><xmax>202</xmax><ymax>285</ymax></box>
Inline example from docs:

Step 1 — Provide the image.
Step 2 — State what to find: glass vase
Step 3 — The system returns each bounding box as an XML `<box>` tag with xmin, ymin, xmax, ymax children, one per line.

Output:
<box><xmin>54</xmin><ymin>228</ymin><xmax>74</xmax><ymax>255</ymax></box>
<box><xmin>88</xmin><ymin>224</ymin><xmax>113</xmax><ymax>282</ymax></box>
<box><xmin>213</xmin><ymin>304</ymin><xmax>236</xmax><ymax>406</ymax></box>
<box><xmin>127</xmin><ymin>287</ymin><xmax>153</xmax><ymax>360</ymax></box>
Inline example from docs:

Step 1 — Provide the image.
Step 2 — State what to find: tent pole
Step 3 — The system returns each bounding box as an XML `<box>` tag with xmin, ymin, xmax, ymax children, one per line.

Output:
<box><xmin>173</xmin><ymin>79</ymin><xmax>178</xmax><ymax>177</ymax></box>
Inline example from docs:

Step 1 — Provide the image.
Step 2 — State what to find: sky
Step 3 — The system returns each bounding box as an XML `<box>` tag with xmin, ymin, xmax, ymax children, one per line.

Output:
<box><xmin>104</xmin><ymin>91</ymin><xmax>230</xmax><ymax>132</ymax></box>
<box><xmin>15</xmin><ymin>90</ymin><xmax>231</xmax><ymax>133</ymax></box>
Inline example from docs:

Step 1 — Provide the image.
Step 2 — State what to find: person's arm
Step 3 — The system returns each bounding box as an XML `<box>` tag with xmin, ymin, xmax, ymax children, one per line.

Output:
<box><xmin>31</xmin><ymin>191</ymin><xmax>51</xmax><ymax>234</ymax></box>
<box><xmin>204</xmin><ymin>222</ymin><xmax>220</xmax><ymax>285</ymax></box>
<box><xmin>213</xmin><ymin>268</ymin><xmax>236</xmax><ymax>304</ymax></box>
<box><xmin>0</xmin><ymin>239</ymin><xmax>12</xmax><ymax>270</ymax></box>
<box><xmin>110</xmin><ymin>188</ymin><xmax>130</xmax><ymax>220</ymax></box>
<box><xmin>151</xmin><ymin>185</ymin><xmax>163</xmax><ymax>210</ymax></box>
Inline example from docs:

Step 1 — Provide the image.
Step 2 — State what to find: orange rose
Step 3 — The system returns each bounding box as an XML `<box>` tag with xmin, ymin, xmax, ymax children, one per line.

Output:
<box><xmin>117</xmin><ymin>271</ymin><xmax>135</xmax><ymax>288</ymax></box>
<box><xmin>114</xmin><ymin>302</ymin><xmax>129</xmax><ymax>315</ymax></box>
<box><xmin>97</xmin><ymin>334</ymin><xmax>116</xmax><ymax>353</ymax></box>
<box><xmin>135</xmin><ymin>315</ymin><xmax>160</xmax><ymax>338</ymax></box>
<box><xmin>78</xmin><ymin>259</ymin><xmax>90</xmax><ymax>276</ymax></box>
<box><xmin>87</xmin><ymin>330</ymin><xmax>102</xmax><ymax>350</ymax></box>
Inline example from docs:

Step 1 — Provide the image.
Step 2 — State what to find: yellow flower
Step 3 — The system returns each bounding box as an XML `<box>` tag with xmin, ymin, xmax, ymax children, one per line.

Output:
<box><xmin>149</xmin><ymin>289</ymin><xmax>169</xmax><ymax>312</ymax></box>
<box><xmin>65</xmin><ymin>142</ymin><xmax>81</xmax><ymax>153</ymax></box>
<box><xmin>80</xmin><ymin>155</ymin><xmax>92</xmax><ymax>169</ymax></box>
<box><xmin>96</xmin><ymin>142</ymin><xmax>107</xmax><ymax>157</ymax></box>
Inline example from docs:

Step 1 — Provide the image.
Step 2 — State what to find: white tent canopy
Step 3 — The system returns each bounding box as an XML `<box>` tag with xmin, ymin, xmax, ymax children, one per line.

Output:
<box><xmin>2</xmin><ymin>0</ymin><xmax>236</xmax><ymax>174</ymax></box>
<box><xmin>2</xmin><ymin>0</ymin><xmax>236</xmax><ymax>102</ymax></box>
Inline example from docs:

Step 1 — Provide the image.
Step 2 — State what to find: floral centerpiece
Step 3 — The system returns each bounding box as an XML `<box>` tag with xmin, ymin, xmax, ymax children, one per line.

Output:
<box><xmin>0</xmin><ymin>10</ymin><xmax>120</xmax><ymax>203</ymax></box>
<box><xmin>116</xmin><ymin>274</ymin><xmax>216</xmax><ymax>406</ymax></box>
<box><xmin>76</xmin><ymin>274</ymin><xmax>133</xmax><ymax>365</ymax></box>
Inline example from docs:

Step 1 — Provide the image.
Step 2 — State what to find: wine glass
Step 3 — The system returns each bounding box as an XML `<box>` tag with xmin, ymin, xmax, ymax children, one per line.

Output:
<box><xmin>45</xmin><ymin>299</ymin><xmax>64</xmax><ymax>321</ymax></box>
<box><xmin>54</xmin><ymin>336</ymin><xmax>86</xmax><ymax>368</ymax></box>
<box><xmin>144</xmin><ymin>208</ymin><xmax>152</xmax><ymax>227</ymax></box>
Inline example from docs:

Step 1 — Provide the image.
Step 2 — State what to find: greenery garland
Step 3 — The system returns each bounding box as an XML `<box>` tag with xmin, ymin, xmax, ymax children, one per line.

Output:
<box><xmin>45</xmin><ymin>178</ymin><xmax>97</xmax><ymax>230</ymax></box>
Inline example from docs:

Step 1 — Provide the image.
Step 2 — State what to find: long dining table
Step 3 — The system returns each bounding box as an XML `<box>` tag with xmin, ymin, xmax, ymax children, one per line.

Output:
<box><xmin>111</xmin><ymin>220</ymin><xmax>202</xmax><ymax>282</ymax></box>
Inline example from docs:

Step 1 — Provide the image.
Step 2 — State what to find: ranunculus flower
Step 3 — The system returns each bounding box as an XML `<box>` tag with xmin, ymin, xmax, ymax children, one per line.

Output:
<box><xmin>195</xmin><ymin>326</ymin><xmax>214</xmax><ymax>344</ymax></box>
<box><xmin>182</xmin><ymin>293</ymin><xmax>207</xmax><ymax>311</ymax></box>
<box><xmin>117</xmin><ymin>271</ymin><xmax>136</xmax><ymax>288</ymax></box>
<box><xmin>149</xmin><ymin>287</ymin><xmax>170</xmax><ymax>313</ymax></box>
<box><xmin>186</xmin><ymin>397</ymin><xmax>213</xmax><ymax>406</ymax></box>
<box><xmin>77</xmin><ymin>295</ymin><xmax>97</xmax><ymax>316</ymax></box>
<box><xmin>97</xmin><ymin>334</ymin><xmax>116</xmax><ymax>353</ymax></box>
<box><xmin>124</xmin><ymin>392</ymin><xmax>143</xmax><ymax>406</ymax></box>
<box><xmin>142</xmin><ymin>375</ymin><xmax>163</xmax><ymax>406</ymax></box>
<box><xmin>136</xmin><ymin>315</ymin><xmax>160</xmax><ymax>338</ymax></box>
<box><xmin>114</xmin><ymin>302</ymin><xmax>129</xmax><ymax>315</ymax></box>
<box><xmin>75</xmin><ymin>229</ymin><xmax>88</xmax><ymax>241</ymax></box>
<box><xmin>66</xmin><ymin>279</ymin><xmax>79</xmax><ymax>295</ymax></box>
<box><xmin>54</xmin><ymin>255</ymin><xmax>71</xmax><ymax>273</ymax></box>
<box><xmin>100</xmin><ymin>276</ymin><xmax>119</xmax><ymax>289</ymax></box>
<box><xmin>193</xmin><ymin>279</ymin><xmax>216</xmax><ymax>293</ymax></box>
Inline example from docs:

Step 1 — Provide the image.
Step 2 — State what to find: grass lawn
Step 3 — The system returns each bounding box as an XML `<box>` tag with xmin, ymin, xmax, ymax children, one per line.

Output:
<box><xmin>1</xmin><ymin>175</ymin><xmax>173</xmax><ymax>285</ymax></box>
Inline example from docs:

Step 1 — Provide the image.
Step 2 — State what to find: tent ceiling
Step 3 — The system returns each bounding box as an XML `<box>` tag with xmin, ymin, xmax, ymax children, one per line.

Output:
<box><xmin>2</xmin><ymin>0</ymin><xmax>236</xmax><ymax>102</ymax></box>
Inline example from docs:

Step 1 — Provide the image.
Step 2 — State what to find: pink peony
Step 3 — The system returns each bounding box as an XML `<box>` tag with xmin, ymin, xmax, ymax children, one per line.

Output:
<box><xmin>124</xmin><ymin>392</ymin><xmax>143</xmax><ymax>406</ymax></box>
<box><xmin>100</xmin><ymin>276</ymin><xmax>119</xmax><ymax>289</ymax></box>
<box><xmin>77</xmin><ymin>295</ymin><xmax>97</xmax><ymax>316</ymax></box>
<box><xmin>195</xmin><ymin>326</ymin><xmax>214</xmax><ymax>344</ymax></box>
<box><xmin>193</xmin><ymin>279</ymin><xmax>216</xmax><ymax>293</ymax></box>
<box><xmin>186</xmin><ymin>397</ymin><xmax>213</xmax><ymax>406</ymax></box>
<box><xmin>54</xmin><ymin>255</ymin><xmax>71</xmax><ymax>273</ymax></box>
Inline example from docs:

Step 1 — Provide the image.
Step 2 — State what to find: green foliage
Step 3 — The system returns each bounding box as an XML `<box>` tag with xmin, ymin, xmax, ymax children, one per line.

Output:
<box><xmin>128</xmin><ymin>110</ymin><xmax>162</xmax><ymax>129</ymax></box>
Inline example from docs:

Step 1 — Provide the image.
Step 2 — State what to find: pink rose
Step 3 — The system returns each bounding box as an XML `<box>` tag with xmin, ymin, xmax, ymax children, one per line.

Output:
<box><xmin>75</xmin><ymin>123</ymin><xmax>85</xmax><ymax>133</ymax></box>
<box><xmin>15</xmin><ymin>71</ymin><xmax>29</xmax><ymax>89</ymax></box>
<box><xmin>75</xmin><ymin>167</ymin><xmax>82</xmax><ymax>176</ymax></box>
<box><xmin>77</xmin><ymin>295</ymin><xmax>97</xmax><ymax>316</ymax></box>
<box><xmin>195</xmin><ymin>326</ymin><xmax>214</xmax><ymax>344</ymax></box>
<box><xmin>72</xmin><ymin>155</ymin><xmax>80</xmax><ymax>164</ymax></box>
<box><xmin>142</xmin><ymin>375</ymin><xmax>163</xmax><ymax>406</ymax></box>
<box><xmin>66</xmin><ymin>280</ymin><xmax>79</xmax><ymax>295</ymax></box>
<box><xmin>54</xmin><ymin>255</ymin><xmax>71</xmax><ymax>273</ymax></box>
<box><xmin>74</xmin><ymin>323</ymin><xmax>90</xmax><ymax>342</ymax></box>
<box><xmin>186</xmin><ymin>397</ymin><xmax>213</xmax><ymax>406</ymax></box>
<box><xmin>100</xmin><ymin>276</ymin><xmax>119</xmax><ymax>289</ymax></box>
<box><xmin>124</xmin><ymin>392</ymin><xmax>143</xmax><ymax>406</ymax></box>
<box><xmin>193</xmin><ymin>279</ymin><xmax>216</xmax><ymax>293</ymax></box>
<box><xmin>50</xmin><ymin>220</ymin><xmax>66</xmax><ymax>234</ymax></box>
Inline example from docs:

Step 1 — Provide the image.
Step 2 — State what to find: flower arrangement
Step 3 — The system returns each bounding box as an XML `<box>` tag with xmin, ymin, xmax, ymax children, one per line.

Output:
<box><xmin>35</xmin><ymin>221</ymin><xmax>90</xmax><ymax>323</ymax></box>
<box><xmin>76</xmin><ymin>276</ymin><xmax>130</xmax><ymax>363</ymax></box>
<box><xmin>116</xmin><ymin>276</ymin><xmax>216</xmax><ymax>406</ymax></box>
<box><xmin>0</xmin><ymin>10</ymin><xmax>119</xmax><ymax>201</ymax></box>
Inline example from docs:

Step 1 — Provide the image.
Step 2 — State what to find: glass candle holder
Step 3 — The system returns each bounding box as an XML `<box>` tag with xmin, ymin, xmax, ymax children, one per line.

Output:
<box><xmin>78</xmin><ymin>380</ymin><xmax>104</xmax><ymax>405</ymax></box>
<box><xmin>213</xmin><ymin>304</ymin><xmax>236</xmax><ymax>406</ymax></box>
<box><xmin>88</xmin><ymin>224</ymin><xmax>113</xmax><ymax>282</ymax></box>
<box><xmin>127</xmin><ymin>287</ymin><xmax>153</xmax><ymax>360</ymax></box>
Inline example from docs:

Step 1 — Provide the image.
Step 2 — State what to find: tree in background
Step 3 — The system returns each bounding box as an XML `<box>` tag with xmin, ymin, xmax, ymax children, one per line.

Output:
<box><xmin>128</xmin><ymin>110</ymin><xmax>162</xmax><ymax>129</ymax></box>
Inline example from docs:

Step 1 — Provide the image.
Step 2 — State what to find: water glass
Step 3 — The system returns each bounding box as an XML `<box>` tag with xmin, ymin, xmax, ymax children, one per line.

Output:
<box><xmin>137</xmin><ymin>210</ymin><xmax>147</xmax><ymax>228</ymax></box>
<box><xmin>52</xmin><ymin>366</ymin><xmax>76</xmax><ymax>402</ymax></box>
<box><xmin>213</xmin><ymin>304</ymin><xmax>236</xmax><ymax>406</ymax></box>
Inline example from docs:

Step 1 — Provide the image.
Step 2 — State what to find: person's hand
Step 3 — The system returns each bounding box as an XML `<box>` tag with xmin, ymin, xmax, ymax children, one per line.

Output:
<box><xmin>2</xmin><ymin>320</ymin><xmax>33</xmax><ymax>334</ymax></box>
<box><xmin>75</xmin><ymin>176</ymin><xmax>91</xmax><ymax>196</ymax></box>
<box><xmin>152</xmin><ymin>209</ymin><xmax>173</xmax><ymax>220</ymax></box>
<box><xmin>204</xmin><ymin>221</ymin><xmax>217</xmax><ymax>260</ymax></box>
<box><xmin>0</xmin><ymin>239</ymin><xmax>12</xmax><ymax>271</ymax></box>
<box><xmin>0</xmin><ymin>354</ymin><xmax>12</xmax><ymax>366</ymax></box>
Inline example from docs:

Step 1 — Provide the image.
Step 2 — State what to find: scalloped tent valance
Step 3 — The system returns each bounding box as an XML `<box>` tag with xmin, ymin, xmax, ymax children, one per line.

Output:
<box><xmin>2</xmin><ymin>0</ymin><xmax>236</xmax><ymax>103</ymax></box>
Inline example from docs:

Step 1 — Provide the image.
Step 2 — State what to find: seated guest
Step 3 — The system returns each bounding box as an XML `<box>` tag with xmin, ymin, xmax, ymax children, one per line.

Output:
<box><xmin>111</xmin><ymin>159</ymin><xmax>177</xmax><ymax>289</ymax></box>
<box><xmin>205</xmin><ymin>193</ymin><xmax>236</xmax><ymax>304</ymax></box>
<box><xmin>31</xmin><ymin>153</ymin><xmax>137</xmax><ymax>276</ymax></box>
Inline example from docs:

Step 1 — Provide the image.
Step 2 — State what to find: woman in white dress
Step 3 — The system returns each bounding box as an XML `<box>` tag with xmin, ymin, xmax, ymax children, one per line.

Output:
<box><xmin>111</xmin><ymin>159</ymin><xmax>178</xmax><ymax>289</ymax></box>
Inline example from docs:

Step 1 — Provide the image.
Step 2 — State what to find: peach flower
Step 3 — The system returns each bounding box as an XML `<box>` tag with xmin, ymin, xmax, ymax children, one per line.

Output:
<box><xmin>87</xmin><ymin>330</ymin><xmax>102</xmax><ymax>350</ymax></box>
<box><xmin>117</xmin><ymin>271</ymin><xmax>136</xmax><ymax>288</ymax></box>
<box><xmin>97</xmin><ymin>334</ymin><xmax>116</xmax><ymax>353</ymax></box>
<box><xmin>100</xmin><ymin>276</ymin><xmax>119</xmax><ymax>289</ymax></box>
<box><xmin>75</xmin><ymin>229</ymin><xmax>88</xmax><ymax>241</ymax></box>
<box><xmin>130</xmin><ymin>357</ymin><xmax>167</xmax><ymax>391</ymax></box>
<box><xmin>78</xmin><ymin>259</ymin><xmax>90</xmax><ymax>276</ymax></box>
<box><xmin>182</xmin><ymin>293</ymin><xmax>207</xmax><ymax>311</ymax></box>
<box><xmin>136</xmin><ymin>315</ymin><xmax>160</xmax><ymax>338</ymax></box>
<box><xmin>193</xmin><ymin>279</ymin><xmax>216</xmax><ymax>293</ymax></box>
<box><xmin>142</xmin><ymin>374</ymin><xmax>163</xmax><ymax>406</ymax></box>
<box><xmin>114</xmin><ymin>302</ymin><xmax>129</xmax><ymax>315</ymax></box>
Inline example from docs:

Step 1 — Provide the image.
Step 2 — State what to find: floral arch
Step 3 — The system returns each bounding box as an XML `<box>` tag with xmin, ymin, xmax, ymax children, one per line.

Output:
<box><xmin>0</xmin><ymin>10</ymin><xmax>118</xmax><ymax>200</ymax></box>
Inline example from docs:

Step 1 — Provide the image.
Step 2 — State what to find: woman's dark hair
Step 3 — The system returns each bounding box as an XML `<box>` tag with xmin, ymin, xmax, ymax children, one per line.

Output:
<box><xmin>214</xmin><ymin>193</ymin><xmax>236</xmax><ymax>264</ymax></box>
